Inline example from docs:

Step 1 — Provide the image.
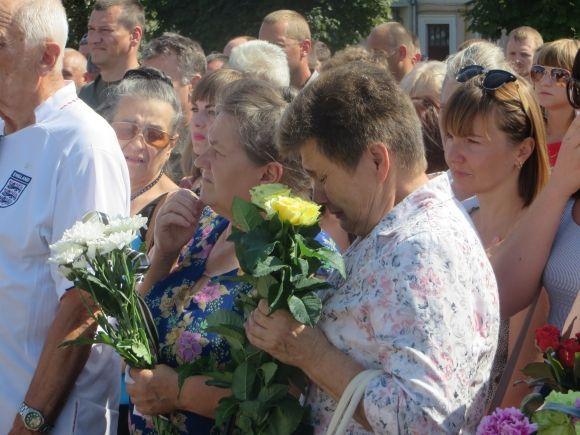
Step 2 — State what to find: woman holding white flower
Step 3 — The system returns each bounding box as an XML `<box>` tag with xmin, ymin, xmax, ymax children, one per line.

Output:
<box><xmin>105</xmin><ymin>67</ymin><xmax>182</xmax><ymax>251</ymax></box>
<box><xmin>125</xmin><ymin>79</ymin><xmax>332</xmax><ymax>434</ymax></box>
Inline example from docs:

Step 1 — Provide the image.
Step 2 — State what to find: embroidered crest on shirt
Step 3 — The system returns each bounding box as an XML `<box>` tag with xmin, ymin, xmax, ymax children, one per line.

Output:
<box><xmin>0</xmin><ymin>171</ymin><xmax>32</xmax><ymax>208</ymax></box>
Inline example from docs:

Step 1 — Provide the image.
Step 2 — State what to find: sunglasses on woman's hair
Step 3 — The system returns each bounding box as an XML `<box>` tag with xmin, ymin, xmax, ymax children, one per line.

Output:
<box><xmin>123</xmin><ymin>67</ymin><xmax>174</xmax><ymax>88</ymax></box>
<box><xmin>530</xmin><ymin>65</ymin><xmax>571</xmax><ymax>85</ymax></box>
<box><xmin>456</xmin><ymin>65</ymin><xmax>517</xmax><ymax>90</ymax></box>
<box><xmin>567</xmin><ymin>76</ymin><xmax>580</xmax><ymax>109</ymax></box>
<box><xmin>111</xmin><ymin>121</ymin><xmax>175</xmax><ymax>148</ymax></box>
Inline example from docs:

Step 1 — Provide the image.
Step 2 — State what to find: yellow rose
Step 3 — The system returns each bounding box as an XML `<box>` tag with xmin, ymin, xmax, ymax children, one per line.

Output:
<box><xmin>250</xmin><ymin>183</ymin><xmax>291</xmax><ymax>210</ymax></box>
<box><xmin>267</xmin><ymin>195</ymin><xmax>321</xmax><ymax>226</ymax></box>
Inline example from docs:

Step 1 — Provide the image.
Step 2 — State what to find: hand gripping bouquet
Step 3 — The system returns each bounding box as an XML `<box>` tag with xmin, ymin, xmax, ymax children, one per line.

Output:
<box><xmin>49</xmin><ymin>211</ymin><xmax>177</xmax><ymax>434</ymax></box>
<box><xmin>179</xmin><ymin>184</ymin><xmax>345</xmax><ymax>435</ymax></box>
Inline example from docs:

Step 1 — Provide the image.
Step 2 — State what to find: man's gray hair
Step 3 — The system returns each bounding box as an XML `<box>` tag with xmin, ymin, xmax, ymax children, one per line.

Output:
<box><xmin>142</xmin><ymin>32</ymin><xmax>206</xmax><ymax>84</ymax></box>
<box><xmin>228</xmin><ymin>40</ymin><xmax>290</xmax><ymax>88</ymax></box>
<box><xmin>14</xmin><ymin>0</ymin><xmax>68</xmax><ymax>56</ymax></box>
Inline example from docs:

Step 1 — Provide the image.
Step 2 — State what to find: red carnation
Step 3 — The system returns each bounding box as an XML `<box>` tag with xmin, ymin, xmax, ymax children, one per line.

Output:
<box><xmin>535</xmin><ymin>324</ymin><xmax>561</xmax><ymax>353</ymax></box>
<box><xmin>557</xmin><ymin>338</ymin><xmax>580</xmax><ymax>368</ymax></box>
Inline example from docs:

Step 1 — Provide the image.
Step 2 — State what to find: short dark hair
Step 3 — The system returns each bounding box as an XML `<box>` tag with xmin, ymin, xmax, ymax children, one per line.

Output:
<box><xmin>142</xmin><ymin>32</ymin><xmax>206</xmax><ymax>82</ymax></box>
<box><xmin>277</xmin><ymin>61</ymin><xmax>426</xmax><ymax>172</ymax></box>
<box><xmin>94</xmin><ymin>0</ymin><xmax>145</xmax><ymax>32</ymax></box>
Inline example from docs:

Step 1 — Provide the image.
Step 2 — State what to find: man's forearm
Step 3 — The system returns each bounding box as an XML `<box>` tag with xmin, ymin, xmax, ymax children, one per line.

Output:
<box><xmin>20</xmin><ymin>289</ymin><xmax>97</xmax><ymax>425</ymax></box>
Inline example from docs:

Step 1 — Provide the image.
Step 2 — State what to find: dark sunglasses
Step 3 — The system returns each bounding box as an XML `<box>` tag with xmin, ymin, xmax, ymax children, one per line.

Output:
<box><xmin>111</xmin><ymin>121</ymin><xmax>175</xmax><ymax>149</ymax></box>
<box><xmin>456</xmin><ymin>65</ymin><xmax>517</xmax><ymax>90</ymax></box>
<box><xmin>530</xmin><ymin>64</ymin><xmax>571</xmax><ymax>85</ymax></box>
<box><xmin>567</xmin><ymin>76</ymin><xmax>580</xmax><ymax>109</ymax></box>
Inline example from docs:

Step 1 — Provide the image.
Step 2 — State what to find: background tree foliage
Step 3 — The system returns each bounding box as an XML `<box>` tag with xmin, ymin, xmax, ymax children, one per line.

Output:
<box><xmin>465</xmin><ymin>0</ymin><xmax>577</xmax><ymax>41</ymax></box>
<box><xmin>63</xmin><ymin>0</ymin><xmax>391</xmax><ymax>52</ymax></box>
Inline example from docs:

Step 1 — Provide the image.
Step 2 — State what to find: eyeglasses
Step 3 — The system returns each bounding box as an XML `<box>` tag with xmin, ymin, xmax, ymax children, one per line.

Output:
<box><xmin>456</xmin><ymin>65</ymin><xmax>517</xmax><ymax>90</ymax></box>
<box><xmin>566</xmin><ymin>76</ymin><xmax>580</xmax><ymax>109</ymax></box>
<box><xmin>530</xmin><ymin>65</ymin><xmax>571</xmax><ymax>85</ymax></box>
<box><xmin>111</xmin><ymin>121</ymin><xmax>175</xmax><ymax>149</ymax></box>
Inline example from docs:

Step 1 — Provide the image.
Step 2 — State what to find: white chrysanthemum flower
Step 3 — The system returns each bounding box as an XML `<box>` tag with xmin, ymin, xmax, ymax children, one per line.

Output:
<box><xmin>48</xmin><ymin>243</ymin><xmax>85</xmax><ymax>265</ymax></box>
<box><xmin>104</xmin><ymin>215</ymin><xmax>148</xmax><ymax>235</ymax></box>
<box><xmin>60</xmin><ymin>220</ymin><xmax>106</xmax><ymax>245</ymax></box>
<box><xmin>90</xmin><ymin>230</ymin><xmax>135</xmax><ymax>255</ymax></box>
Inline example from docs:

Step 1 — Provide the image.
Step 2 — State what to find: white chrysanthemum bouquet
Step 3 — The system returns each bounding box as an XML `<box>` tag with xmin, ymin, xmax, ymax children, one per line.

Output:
<box><xmin>49</xmin><ymin>211</ymin><xmax>176</xmax><ymax>434</ymax></box>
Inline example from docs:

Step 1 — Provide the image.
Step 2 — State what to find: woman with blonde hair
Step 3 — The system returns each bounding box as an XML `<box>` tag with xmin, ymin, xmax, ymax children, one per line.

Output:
<box><xmin>531</xmin><ymin>39</ymin><xmax>580</xmax><ymax>165</ymax></box>
<box><xmin>441</xmin><ymin>66</ymin><xmax>550</xmax><ymax>407</ymax></box>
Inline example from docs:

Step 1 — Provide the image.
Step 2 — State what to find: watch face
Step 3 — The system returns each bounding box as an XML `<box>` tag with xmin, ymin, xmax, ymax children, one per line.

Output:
<box><xmin>24</xmin><ymin>411</ymin><xmax>43</xmax><ymax>429</ymax></box>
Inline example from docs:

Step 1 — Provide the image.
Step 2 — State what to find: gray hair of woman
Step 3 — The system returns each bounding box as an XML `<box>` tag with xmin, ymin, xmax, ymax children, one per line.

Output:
<box><xmin>102</xmin><ymin>66</ymin><xmax>183</xmax><ymax>134</ymax></box>
<box><xmin>217</xmin><ymin>78</ymin><xmax>311</xmax><ymax>195</ymax></box>
<box><xmin>442</xmin><ymin>41</ymin><xmax>513</xmax><ymax>106</ymax></box>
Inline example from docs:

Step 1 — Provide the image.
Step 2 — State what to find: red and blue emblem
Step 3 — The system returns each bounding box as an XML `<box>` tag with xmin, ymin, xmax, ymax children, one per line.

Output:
<box><xmin>0</xmin><ymin>171</ymin><xmax>31</xmax><ymax>208</ymax></box>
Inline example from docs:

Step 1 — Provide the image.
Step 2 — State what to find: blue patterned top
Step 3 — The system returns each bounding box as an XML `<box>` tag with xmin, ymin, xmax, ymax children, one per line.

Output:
<box><xmin>130</xmin><ymin>207</ymin><xmax>337</xmax><ymax>434</ymax></box>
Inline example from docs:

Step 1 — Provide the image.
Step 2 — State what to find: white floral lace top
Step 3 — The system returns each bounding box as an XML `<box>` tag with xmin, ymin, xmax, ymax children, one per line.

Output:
<box><xmin>307</xmin><ymin>174</ymin><xmax>500</xmax><ymax>434</ymax></box>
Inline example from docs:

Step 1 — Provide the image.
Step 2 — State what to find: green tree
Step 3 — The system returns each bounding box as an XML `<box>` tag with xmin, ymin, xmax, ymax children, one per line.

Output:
<box><xmin>63</xmin><ymin>0</ymin><xmax>392</xmax><ymax>53</ymax></box>
<box><xmin>465</xmin><ymin>0</ymin><xmax>578</xmax><ymax>41</ymax></box>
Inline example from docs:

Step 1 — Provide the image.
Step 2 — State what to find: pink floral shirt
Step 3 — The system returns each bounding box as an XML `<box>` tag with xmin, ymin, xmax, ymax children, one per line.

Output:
<box><xmin>307</xmin><ymin>174</ymin><xmax>499</xmax><ymax>434</ymax></box>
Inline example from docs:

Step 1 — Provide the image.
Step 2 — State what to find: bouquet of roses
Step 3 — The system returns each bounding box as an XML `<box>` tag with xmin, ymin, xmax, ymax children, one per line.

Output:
<box><xmin>179</xmin><ymin>184</ymin><xmax>345</xmax><ymax>435</ymax></box>
<box><xmin>477</xmin><ymin>324</ymin><xmax>580</xmax><ymax>434</ymax></box>
<box><xmin>49</xmin><ymin>211</ymin><xmax>177</xmax><ymax>434</ymax></box>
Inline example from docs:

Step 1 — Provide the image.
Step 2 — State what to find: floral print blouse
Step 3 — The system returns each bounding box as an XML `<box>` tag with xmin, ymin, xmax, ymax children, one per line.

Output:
<box><xmin>130</xmin><ymin>207</ymin><xmax>251</xmax><ymax>434</ymax></box>
<box><xmin>307</xmin><ymin>174</ymin><xmax>500</xmax><ymax>434</ymax></box>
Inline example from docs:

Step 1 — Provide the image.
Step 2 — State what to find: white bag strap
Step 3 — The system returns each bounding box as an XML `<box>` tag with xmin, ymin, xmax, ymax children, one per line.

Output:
<box><xmin>326</xmin><ymin>369</ymin><xmax>383</xmax><ymax>435</ymax></box>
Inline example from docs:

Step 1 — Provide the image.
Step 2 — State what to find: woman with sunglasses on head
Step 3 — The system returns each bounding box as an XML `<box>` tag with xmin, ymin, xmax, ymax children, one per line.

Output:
<box><xmin>124</xmin><ymin>79</ymin><xmax>325</xmax><ymax>434</ymax></box>
<box><xmin>531</xmin><ymin>39</ymin><xmax>580</xmax><ymax>166</ymax></box>
<box><xmin>442</xmin><ymin>66</ymin><xmax>551</xmax><ymax>407</ymax></box>
<box><xmin>105</xmin><ymin>67</ymin><xmax>182</xmax><ymax>251</ymax></box>
<box><xmin>491</xmin><ymin>49</ymin><xmax>580</xmax><ymax>327</ymax></box>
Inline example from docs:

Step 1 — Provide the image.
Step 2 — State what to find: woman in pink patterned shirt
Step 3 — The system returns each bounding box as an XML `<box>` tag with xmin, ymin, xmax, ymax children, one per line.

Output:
<box><xmin>246</xmin><ymin>61</ymin><xmax>500</xmax><ymax>434</ymax></box>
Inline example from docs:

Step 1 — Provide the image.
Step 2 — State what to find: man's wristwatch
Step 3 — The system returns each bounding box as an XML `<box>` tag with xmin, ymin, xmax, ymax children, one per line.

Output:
<box><xmin>18</xmin><ymin>402</ymin><xmax>52</xmax><ymax>433</ymax></box>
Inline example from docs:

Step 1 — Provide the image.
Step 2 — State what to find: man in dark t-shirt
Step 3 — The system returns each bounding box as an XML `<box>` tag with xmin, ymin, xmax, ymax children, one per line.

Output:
<box><xmin>79</xmin><ymin>0</ymin><xmax>144</xmax><ymax>112</ymax></box>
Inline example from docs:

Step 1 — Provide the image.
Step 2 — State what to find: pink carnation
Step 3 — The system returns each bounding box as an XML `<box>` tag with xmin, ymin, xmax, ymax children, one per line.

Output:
<box><xmin>477</xmin><ymin>407</ymin><xmax>537</xmax><ymax>435</ymax></box>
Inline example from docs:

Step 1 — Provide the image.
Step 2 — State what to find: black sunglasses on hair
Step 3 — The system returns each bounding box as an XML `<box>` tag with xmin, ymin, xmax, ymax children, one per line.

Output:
<box><xmin>123</xmin><ymin>67</ymin><xmax>174</xmax><ymax>88</ymax></box>
<box><xmin>567</xmin><ymin>76</ymin><xmax>580</xmax><ymax>109</ymax></box>
<box><xmin>456</xmin><ymin>65</ymin><xmax>517</xmax><ymax>90</ymax></box>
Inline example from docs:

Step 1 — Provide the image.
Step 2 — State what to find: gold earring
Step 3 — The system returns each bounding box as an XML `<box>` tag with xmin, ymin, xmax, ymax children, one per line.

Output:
<box><xmin>516</xmin><ymin>161</ymin><xmax>523</xmax><ymax>169</ymax></box>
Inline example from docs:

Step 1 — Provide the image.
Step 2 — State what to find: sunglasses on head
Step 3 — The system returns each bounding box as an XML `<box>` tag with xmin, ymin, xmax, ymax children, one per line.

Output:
<box><xmin>111</xmin><ymin>121</ymin><xmax>175</xmax><ymax>149</ymax></box>
<box><xmin>530</xmin><ymin>65</ymin><xmax>571</xmax><ymax>85</ymax></box>
<box><xmin>456</xmin><ymin>65</ymin><xmax>517</xmax><ymax>90</ymax></box>
<box><xmin>567</xmin><ymin>76</ymin><xmax>580</xmax><ymax>109</ymax></box>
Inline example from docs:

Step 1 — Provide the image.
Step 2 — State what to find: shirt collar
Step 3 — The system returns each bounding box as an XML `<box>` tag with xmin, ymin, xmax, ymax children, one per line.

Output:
<box><xmin>373</xmin><ymin>172</ymin><xmax>454</xmax><ymax>238</ymax></box>
<box><xmin>34</xmin><ymin>82</ymin><xmax>78</xmax><ymax>124</ymax></box>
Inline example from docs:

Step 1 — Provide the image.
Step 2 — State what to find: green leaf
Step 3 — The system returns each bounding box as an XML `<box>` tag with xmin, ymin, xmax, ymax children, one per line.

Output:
<box><xmin>214</xmin><ymin>396</ymin><xmax>239</xmax><ymax>428</ymax></box>
<box><xmin>204</xmin><ymin>370</ymin><xmax>233</xmax><ymax>388</ymax></box>
<box><xmin>254</xmin><ymin>256</ymin><xmax>286</xmax><ymax>277</ymax></box>
<box><xmin>546</xmin><ymin>352</ymin><xmax>565</xmax><ymax>385</ymax></box>
<box><xmin>237</xmin><ymin>414</ymin><xmax>255</xmax><ymax>434</ymax></box>
<box><xmin>259</xmin><ymin>362</ymin><xmax>278</xmax><ymax>386</ymax></box>
<box><xmin>239</xmin><ymin>400</ymin><xmax>266</xmax><ymax>420</ymax></box>
<box><xmin>232</xmin><ymin>361</ymin><xmax>258</xmax><ymax>401</ymax></box>
<box><xmin>521</xmin><ymin>362</ymin><xmax>555</xmax><ymax>381</ymax></box>
<box><xmin>265</xmin><ymin>396</ymin><xmax>304</xmax><ymax>435</ymax></box>
<box><xmin>257</xmin><ymin>384</ymin><xmax>288</xmax><ymax>404</ymax></box>
<box><xmin>287</xmin><ymin>294</ymin><xmax>322</xmax><ymax>326</ymax></box>
<box><xmin>177</xmin><ymin>357</ymin><xmax>213</xmax><ymax>390</ymax></box>
<box><xmin>234</xmin><ymin>228</ymin><xmax>278</xmax><ymax>274</ymax></box>
<box><xmin>231</xmin><ymin>197</ymin><xmax>264</xmax><ymax>232</ymax></box>
<box><xmin>519</xmin><ymin>392</ymin><xmax>545</xmax><ymax>417</ymax></box>
<box><xmin>256</xmin><ymin>275</ymin><xmax>278</xmax><ymax>299</ymax></box>
<box><xmin>295</xmin><ymin>234</ymin><xmax>345</xmax><ymax>278</ymax></box>
<box><xmin>206</xmin><ymin>324</ymin><xmax>246</xmax><ymax>350</ymax></box>
<box><xmin>207</xmin><ymin>310</ymin><xmax>244</xmax><ymax>329</ymax></box>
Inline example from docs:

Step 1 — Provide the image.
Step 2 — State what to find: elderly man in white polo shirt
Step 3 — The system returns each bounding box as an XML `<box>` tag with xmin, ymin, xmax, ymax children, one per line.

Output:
<box><xmin>0</xmin><ymin>0</ymin><xmax>130</xmax><ymax>434</ymax></box>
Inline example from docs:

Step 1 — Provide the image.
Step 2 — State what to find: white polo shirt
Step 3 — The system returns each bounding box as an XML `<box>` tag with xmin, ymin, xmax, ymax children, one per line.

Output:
<box><xmin>0</xmin><ymin>82</ymin><xmax>130</xmax><ymax>434</ymax></box>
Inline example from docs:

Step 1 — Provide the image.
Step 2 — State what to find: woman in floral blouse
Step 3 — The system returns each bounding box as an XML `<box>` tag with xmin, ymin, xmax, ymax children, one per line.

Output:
<box><xmin>247</xmin><ymin>62</ymin><xmax>500</xmax><ymax>433</ymax></box>
<box><xmin>125</xmin><ymin>79</ymin><xmax>313</xmax><ymax>434</ymax></box>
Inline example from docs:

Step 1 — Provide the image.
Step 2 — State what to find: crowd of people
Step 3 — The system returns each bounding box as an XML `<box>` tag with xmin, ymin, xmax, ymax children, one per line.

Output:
<box><xmin>0</xmin><ymin>0</ymin><xmax>578</xmax><ymax>434</ymax></box>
